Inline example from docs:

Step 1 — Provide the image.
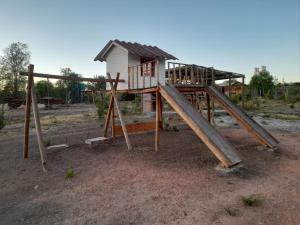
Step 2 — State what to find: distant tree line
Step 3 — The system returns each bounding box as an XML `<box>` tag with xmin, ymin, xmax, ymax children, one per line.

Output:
<box><xmin>0</xmin><ymin>42</ymin><xmax>106</xmax><ymax>106</ymax></box>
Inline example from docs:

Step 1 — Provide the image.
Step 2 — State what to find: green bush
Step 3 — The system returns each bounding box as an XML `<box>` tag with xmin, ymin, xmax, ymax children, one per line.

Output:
<box><xmin>230</xmin><ymin>94</ymin><xmax>241</xmax><ymax>104</ymax></box>
<box><xmin>243</xmin><ymin>99</ymin><xmax>260</xmax><ymax>110</ymax></box>
<box><xmin>96</xmin><ymin>94</ymin><xmax>110</xmax><ymax>119</ymax></box>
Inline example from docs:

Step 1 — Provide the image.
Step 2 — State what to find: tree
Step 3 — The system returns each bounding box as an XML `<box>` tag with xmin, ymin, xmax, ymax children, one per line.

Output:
<box><xmin>249</xmin><ymin>70</ymin><xmax>274</xmax><ymax>97</ymax></box>
<box><xmin>60</xmin><ymin>68</ymin><xmax>82</xmax><ymax>103</ymax></box>
<box><xmin>35</xmin><ymin>80</ymin><xmax>54</xmax><ymax>98</ymax></box>
<box><xmin>0</xmin><ymin>42</ymin><xmax>30</xmax><ymax>97</ymax></box>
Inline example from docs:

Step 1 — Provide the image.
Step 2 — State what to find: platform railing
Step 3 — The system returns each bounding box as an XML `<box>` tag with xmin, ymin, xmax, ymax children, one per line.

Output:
<box><xmin>166</xmin><ymin>62</ymin><xmax>215</xmax><ymax>86</ymax></box>
<box><xmin>128</xmin><ymin>60</ymin><xmax>159</xmax><ymax>90</ymax></box>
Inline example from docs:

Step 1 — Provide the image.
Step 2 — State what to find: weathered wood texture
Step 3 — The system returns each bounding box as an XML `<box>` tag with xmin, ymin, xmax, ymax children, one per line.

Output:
<box><xmin>107</xmin><ymin>73</ymin><xmax>132</xmax><ymax>150</ymax></box>
<box><xmin>113</xmin><ymin>121</ymin><xmax>157</xmax><ymax>136</ymax></box>
<box><xmin>20</xmin><ymin>71</ymin><xmax>124</xmax><ymax>83</ymax></box>
<box><xmin>155</xmin><ymin>90</ymin><xmax>161</xmax><ymax>151</ymax></box>
<box><xmin>23</xmin><ymin>64</ymin><xmax>34</xmax><ymax>158</ymax></box>
<box><xmin>31</xmin><ymin>83</ymin><xmax>47</xmax><ymax>166</ymax></box>
<box><xmin>206</xmin><ymin>86</ymin><xmax>279</xmax><ymax>148</ymax></box>
<box><xmin>159</xmin><ymin>84</ymin><xmax>241</xmax><ymax>168</ymax></box>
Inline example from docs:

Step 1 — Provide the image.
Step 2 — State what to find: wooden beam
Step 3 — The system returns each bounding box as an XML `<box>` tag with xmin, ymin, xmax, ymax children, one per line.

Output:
<box><xmin>20</xmin><ymin>71</ymin><xmax>125</xmax><ymax>83</ymax></box>
<box><xmin>103</xmin><ymin>77</ymin><xmax>120</xmax><ymax>137</ymax></box>
<box><xmin>111</xmin><ymin>99</ymin><xmax>115</xmax><ymax>138</ymax></box>
<box><xmin>31</xmin><ymin>81</ymin><xmax>47</xmax><ymax>169</ymax></box>
<box><xmin>23</xmin><ymin>64</ymin><xmax>34</xmax><ymax>158</ymax></box>
<box><xmin>155</xmin><ymin>90</ymin><xmax>161</xmax><ymax>151</ymax></box>
<box><xmin>206</xmin><ymin>93</ymin><xmax>211</xmax><ymax>123</ymax></box>
<box><xmin>114</xmin><ymin>121</ymin><xmax>156</xmax><ymax>136</ymax></box>
<box><xmin>107</xmin><ymin>73</ymin><xmax>132</xmax><ymax>150</ymax></box>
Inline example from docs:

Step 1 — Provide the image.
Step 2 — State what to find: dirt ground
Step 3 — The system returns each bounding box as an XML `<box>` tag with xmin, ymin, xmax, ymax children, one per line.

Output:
<box><xmin>0</xmin><ymin>104</ymin><xmax>300</xmax><ymax>225</ymax></box>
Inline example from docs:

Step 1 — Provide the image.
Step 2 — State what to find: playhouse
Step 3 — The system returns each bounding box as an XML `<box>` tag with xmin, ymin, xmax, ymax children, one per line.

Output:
<box><xmin>21</xmin><ymin>39</ymin><xmax>279</xmax><ymax>170</ymax></box>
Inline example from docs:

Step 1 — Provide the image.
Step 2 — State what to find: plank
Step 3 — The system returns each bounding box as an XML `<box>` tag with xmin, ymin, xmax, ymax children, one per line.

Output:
<box><xmin>113</xmin><ymin>121</ymin><xmax>156</xmax><ymax>136</ymax></box>
<box><xmin>47</xmin><ymin>144</ymin><xmax>69</xmax><ymax>150</ymax></box>
<box><xmin>85</xmin><ymin>137</ymin><xmax>108</xmax><ymax>145</ymax></box>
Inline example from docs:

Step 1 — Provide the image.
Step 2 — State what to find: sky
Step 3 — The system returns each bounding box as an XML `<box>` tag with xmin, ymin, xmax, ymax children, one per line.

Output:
<box><xmin>0</xmin><ymin>0</ymin><xmax>299</xmax><ymax>83</ymax></box>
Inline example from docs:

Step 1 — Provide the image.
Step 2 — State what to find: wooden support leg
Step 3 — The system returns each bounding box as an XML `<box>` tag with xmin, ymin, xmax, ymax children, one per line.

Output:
<box><xmin>31</xmin><ymin>82</ymin><xmax>47</xmax><ymax>169</ymax></box>
<box><xmin>107</xmin><ymin>73</ymin><xmax>132</xmax><ymax>150</ymax></box>
<box><xmin>23</xmin><ymin>64</ymin><xmax>34</xmax><ymax>158</ymax></box>
<box><xmin>111</xmin><ymin>98</ymin><xmax>115</xmax><ymax>138</ymax></box>
<box><xmin>103</xmin><ymin>94</ymin><xmax>114</xmax><ymax>137</ymax></box>
<box><xmin>206</xmin><ymin>93</ymin><xmax>211</xmax><ymax>123</ymax></box>
<box><xmin>159</xmin><ymin>97</ymin><xmax>163</xmax><ymax>129</ymax></box>
<box><xmin>155</xmin><ymin>90</ymin><xmax>161</xmax><ymax>151</ymax></box>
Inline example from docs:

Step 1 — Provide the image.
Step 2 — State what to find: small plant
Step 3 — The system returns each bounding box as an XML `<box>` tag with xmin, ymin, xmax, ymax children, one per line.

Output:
<box><xmin>121</xmin><ymin>105</ymin><xmax>129</xmax><ymax>115</ymax></box>
<box><xmin>290</xmin><ymin>103</ymin><xmax>295</xmax><ymax>109</ymax></box>
<box><xmin>0</xmin><ymin>105</ymin><xmax>6</xmax><ymax>130</ymax></box>
<box><xmin>224</xmin><ymin>207</ymin><xmax>238</xmax><ymax>216</ymax></box>
<box><xmin>172</xmin><ymin>125</ymin><xmax>179</xmax><ymax>132</ymax></box>
<box><xmin>242</xmin><ymin>194</ymin><xmax>261</xmax><ymax>207</ymax></box>
<box><xmin>43</xmin><ymin>138</ymin><xmax>52</xmax><ymax>147</ymax></box>
<box><xmin>50</xmin><ymin>115</ymin><xmax>58</xmax><ymax>124</ymax></box>
<box><xmin>163</xmin><ymin>118</ymin><xmax>170</xmax><ymax>130</ymax></box>
<box><xmin>65</xmin><ymin>167</ymin><xmax>75</xmax><ymax>179</ymax></box>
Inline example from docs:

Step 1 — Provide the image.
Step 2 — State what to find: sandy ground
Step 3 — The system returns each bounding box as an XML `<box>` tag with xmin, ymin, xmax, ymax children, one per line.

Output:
<box><xmin>0</xmin><ymin>104</ymin><xmax>300</xmax><ymax>225</ymax></box>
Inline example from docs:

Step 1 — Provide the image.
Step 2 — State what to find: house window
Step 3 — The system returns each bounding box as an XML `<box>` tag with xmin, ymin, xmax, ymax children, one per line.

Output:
<box><xmin>141</xmin><ymin>61</ymin><xmax>155</xmax><ymax>77</ymax></box>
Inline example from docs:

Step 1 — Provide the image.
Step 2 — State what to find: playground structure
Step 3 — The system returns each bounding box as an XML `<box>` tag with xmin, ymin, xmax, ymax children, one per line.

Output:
<box><xmin>21</xmin><ymin>40</ymin><xmax>279</xmax><ymax>170</ymax></box>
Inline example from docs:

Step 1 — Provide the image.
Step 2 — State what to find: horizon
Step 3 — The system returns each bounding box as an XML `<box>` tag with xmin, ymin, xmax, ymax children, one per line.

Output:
<box><xmin>0</xmin><ymin>0</ymin><xmax>299</xmax><ymax>84</ymax></box>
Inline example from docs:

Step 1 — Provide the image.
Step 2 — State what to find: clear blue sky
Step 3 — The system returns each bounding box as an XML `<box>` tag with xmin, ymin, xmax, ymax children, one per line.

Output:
<box><xmin>0</xmin><ymin>0</ymin><xmax>299</xmax><ymax>83</ymax></box>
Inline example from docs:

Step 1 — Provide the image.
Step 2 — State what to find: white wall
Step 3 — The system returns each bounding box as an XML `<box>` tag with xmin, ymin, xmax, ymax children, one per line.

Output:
<box><xmin>105</xmin><ymin>44</ymin><xmax>166</xmax><ymax>90</ymax></box>
<box><xmin>106</xmin><ymin>45</ymin><xmax>129</xmax><ymax>90</ymax></box>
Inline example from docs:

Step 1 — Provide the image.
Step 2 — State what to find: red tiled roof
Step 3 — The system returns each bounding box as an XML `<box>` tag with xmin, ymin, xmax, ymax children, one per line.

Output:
<box><xmin>94</xmin><ymin>40</ymin><xmax>178</xmax><ymax>61</ymax></box>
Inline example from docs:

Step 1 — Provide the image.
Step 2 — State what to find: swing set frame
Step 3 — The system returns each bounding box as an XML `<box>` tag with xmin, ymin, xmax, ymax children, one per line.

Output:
<box><xmin>21</xmin><ymin>64</ymin><xmax>130</xmax><ymax>171</ymax></box>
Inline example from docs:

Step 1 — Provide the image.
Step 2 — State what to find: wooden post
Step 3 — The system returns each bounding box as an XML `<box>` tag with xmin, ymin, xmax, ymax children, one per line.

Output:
<box><xmin>23</xmin><ymin>64</ymin><xmax>34</xmax><ymax>158</ymax></box>
<box><xmin>111</xmin><ymin>98</ymin><xmax>115</xmax><ymax>137</ymax></box>
<box><xmin>31</xmin><ymin>81</ymin><xmax>47</xmax><ymax>167</ymax></box>
<box><xmin>107</xmin><ymin>73</ymin><xmax>132</xmax><ymax>150</ymax></box>
<box><xmin>206</xmin><ymin>93</ymin><xmax>211</xmax><ymax>123</ymax></box>
<box><xmin>103</xmin><ymin>95</ymin><xmax>114</xmax><ymax>137</ymax></box>
<box><xmin>155</xmin><ymin>89</ymin><xmax>161</xmax><ymax>151</ymax></box>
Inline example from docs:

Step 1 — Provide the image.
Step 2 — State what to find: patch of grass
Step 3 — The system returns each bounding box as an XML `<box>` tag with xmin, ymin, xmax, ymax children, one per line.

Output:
<box><xmin>262</xmin><ymin>114</ymin><xmax>270</xmax><ymax>118</ymax></box>
<box><xmin>273</xmin><ymin>114</ymin><xmax>300</xmax><ymax>121</ymax></box>
<box><xmin>65</xmin><ymin>167</ymin><xmax>75</xmax><ymax>179</ymax></box>
<box><xmin>43</xmin><ymin>138</ymin><xmax>52</xmax><ymax>147</ymax></box>
<box><xmin>242</xmin><ymin>194</ymin><xmax>262</xmax><ymax>207</ymax></box>
<box><xmin>224</xmin><ymin>207</ymin><xmax>238</xmax><ymax>216</ymax></box>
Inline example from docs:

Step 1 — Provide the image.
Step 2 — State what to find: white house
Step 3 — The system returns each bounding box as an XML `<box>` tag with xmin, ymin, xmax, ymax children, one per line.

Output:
<box><xmin>94</xmin><ymin>40</ymin><xmax>177</xmax><ymax>91</ymax></box>
<box><xmin>94</xmin><ymin>40</ymin><xmax>177</xmax><ymax>112</ymax></box>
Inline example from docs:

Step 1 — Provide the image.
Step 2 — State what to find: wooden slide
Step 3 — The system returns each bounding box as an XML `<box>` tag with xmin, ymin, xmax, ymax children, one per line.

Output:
<box><xmin>159</xmin><ymin>84</ymin><xmax>241</xmax><ymax>168</ymax></box>
<box><xmin>206</xmin><ymin>85</ymin><xmax>279</xmax><ymax>148</ymax></box>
